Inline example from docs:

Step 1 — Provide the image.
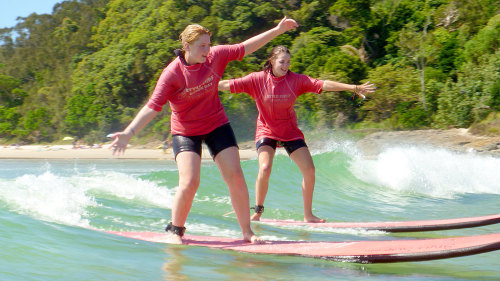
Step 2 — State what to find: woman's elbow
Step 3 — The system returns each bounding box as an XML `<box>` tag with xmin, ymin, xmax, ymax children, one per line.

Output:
<box><xmin>218</xmin><ymin>81</ymin><xmax>230</xmax><ymax>91</ymax></box>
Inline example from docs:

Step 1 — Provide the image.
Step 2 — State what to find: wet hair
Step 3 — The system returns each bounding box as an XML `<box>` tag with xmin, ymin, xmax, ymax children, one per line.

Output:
<box><xmin>178</xmin><ymin>24</ymin><xmax>211</xmax><ymax>56</ymax></box>
<box><xmin>262</xmin><ymin>45</ymin><xmax>291</xmax><ymax>73</ymax></box>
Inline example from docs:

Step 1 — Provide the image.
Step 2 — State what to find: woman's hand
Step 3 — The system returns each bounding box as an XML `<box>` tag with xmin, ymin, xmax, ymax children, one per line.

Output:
<box><xmin>354</xmin><ymin>81</ymin><xmax>376</xmax><ymax>99</ymax></box>
<box><xmin>242</xmin><ymin>16</ymin><xmax>298</xmax><ymax>56</ymax></box>
<box><xmin>276</xmin><ymin>16</ymin><xmax>298</xmax><ymax>34</ymax></box>
<box><xmin>109</xmin><ymin>131</ymin><xmax>132</xmax><ymax>155</ymax></box>
<box><xmin>107</xmin><ymin>106</ymin><xmax>157</xmax><ymax>155</ymax></box>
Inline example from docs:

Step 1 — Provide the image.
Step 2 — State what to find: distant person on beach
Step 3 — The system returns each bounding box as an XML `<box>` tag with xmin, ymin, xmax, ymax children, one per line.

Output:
<box><xmin>218</xmin><ymin>45</ymin><xmax>375</xmax><ymax>222</ymax></box>
<box><xmin>162</xmin><ymin>140</ymin><xmax>169</xmax><ymax>154</ymax></box>
<box><xmin>109</xmin><ymin>18</ymin><xmax>298</xmax><ymax>244</ymax></box>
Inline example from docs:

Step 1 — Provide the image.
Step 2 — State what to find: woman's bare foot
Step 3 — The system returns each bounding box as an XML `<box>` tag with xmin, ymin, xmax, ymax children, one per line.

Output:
<box><xmin>163</xmin><ymin>233</ymin><xmax>183</xmax><ymax>244</ymax></box>
<box><xmin>304</xmin><ymin>214</ymin><xmax>325</xmax><ymax>223</ymax></box>
<box><xmin>243</xmin><ymin>231</ymin><xmax>265</xmax><ymax>244</ymax></box>
<box><xmin>250</xmin><ymin>212</ymin><xmax>262</xmax><ymax>221</ymax></box>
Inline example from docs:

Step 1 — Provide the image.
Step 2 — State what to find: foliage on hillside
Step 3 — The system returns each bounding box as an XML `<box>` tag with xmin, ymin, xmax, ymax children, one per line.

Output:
<box><xmin>0</xmin><ymin>0</ymin><xmax>499</xmax><ymax>144</ymax></box>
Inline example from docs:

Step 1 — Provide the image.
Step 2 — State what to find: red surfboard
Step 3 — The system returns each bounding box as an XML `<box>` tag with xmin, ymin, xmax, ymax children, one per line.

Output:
<box><xmin>258</xmin><ymin>213</ymin><xmax>500</xmax><ymax>232</ymax></box>
<box><xmin>106</xmin><ymin>231</ymin><xmax>500</xmax><ymax>263</ymax></box>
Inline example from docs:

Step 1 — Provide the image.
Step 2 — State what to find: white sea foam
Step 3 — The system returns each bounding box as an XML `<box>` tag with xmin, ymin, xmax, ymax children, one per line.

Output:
<box><xmin>0</xmin><ymin>171</ymin><xmax>96</xmax><ymax>227</ymax></box>
<box><xmin>185</xmin><ymin>222</ymin><xmax>290</xmax><ymax>241</ymax></box>
<box><xmin>350</xmin><ymin>145</ymin><xmax>500</xmax><ymax>198</ymax></box>
<box><xmin>73</xmin><ymin>170</ymin><xmax>174</xmax><ymax>208</ymax></box>
<box><xmin>187</xmin><ymin>222</ymin><xmax>241</xmax><ymax>237</ymax></box>
<box><xmin>196</xmin><ymin>195</ymin><xmax>231</xmax><ymax>204</ymax></box>
<box><xmin>310</xmin><ymin>136</ymin><xmax>357</xmax><ymax>156</ymax></box>
<box><xmin>268</xmin><ymin>224</ymin><xmax>386</xmax><ymax>237</ymax></box>
<box><xmin>0</xmin><ymin>170</ymin><xmax>174</xmax><ymax>227</ymax></box>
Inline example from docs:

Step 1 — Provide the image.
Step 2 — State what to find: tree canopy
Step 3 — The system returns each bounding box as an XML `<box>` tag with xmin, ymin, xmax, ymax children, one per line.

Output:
<box><xmin>1</xmin><ymin>0</ymin><xmax>499</xmax><ymax>144</ymax></box>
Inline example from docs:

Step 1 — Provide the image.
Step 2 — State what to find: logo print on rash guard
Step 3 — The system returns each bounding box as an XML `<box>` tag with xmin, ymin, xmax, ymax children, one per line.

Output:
<box><xmin>264</xmin><ymin>94</ymin><xmax>290</xmax><ymax>100</ymax></box>
<box><xmin>180</xmin><ymin>75</ymin><xmax>215</xmax><ymax>100</ymax></box>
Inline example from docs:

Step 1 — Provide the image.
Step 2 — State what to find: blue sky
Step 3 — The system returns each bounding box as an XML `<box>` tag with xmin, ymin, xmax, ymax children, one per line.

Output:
<box><xmin>0</xmin><ymin>0</ymin><xmax>63</xmax><ymax>29</ymax></box>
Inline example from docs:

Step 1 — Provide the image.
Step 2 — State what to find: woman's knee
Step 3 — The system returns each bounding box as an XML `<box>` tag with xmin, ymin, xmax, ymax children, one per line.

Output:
<box><xmin>259</xmin><ymin>162</ymin><xmax>273</xmax><ymax>178</ymax></box>
<box><xmin>223</xmin><ymin>166</ymin><xmax>245</xmax><ymax>185</ymax></box>
<box><xmin>179</xmin><ymin>176</ymin><xmax>200</xmax><ymax>193</ymax></box>
<box><xmin>302</xmin><ymin>163</ymin><xmax>315</xmax><ymax>178</ymax></box>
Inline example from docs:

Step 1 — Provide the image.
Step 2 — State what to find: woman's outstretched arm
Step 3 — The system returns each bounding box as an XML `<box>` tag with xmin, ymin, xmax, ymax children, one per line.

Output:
<box><xmin>241</xmin><ymin>16</ymin><xmax>298</xmax><ymax>56</ymax></box>
<box><xmin>109</xmin><ymin>106</ymin><xmax>158</xmax><ymax>155</ymax></box>
<box><xmin>323</xmin><ymin>81</ymin><xmax>376</xmax><ymax>99</ymax></box>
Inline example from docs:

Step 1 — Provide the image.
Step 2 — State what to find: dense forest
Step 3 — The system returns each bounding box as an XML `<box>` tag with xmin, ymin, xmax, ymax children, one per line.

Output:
<box><xmin>0</xmin><ymin>0</ymin><xmax>499</xmax><ymax>144</ymax></box>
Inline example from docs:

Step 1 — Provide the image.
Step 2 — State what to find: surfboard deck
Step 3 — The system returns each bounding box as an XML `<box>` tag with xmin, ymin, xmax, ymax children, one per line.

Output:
<box><xmin>106</xmin><ymin>230</ymin><xmax>500</xmax><ymax>263</ymax></box>
<box><xmin>258</xmin><ymin>213</ymin><xmax>500</xmax><ymax>232</ymax></box>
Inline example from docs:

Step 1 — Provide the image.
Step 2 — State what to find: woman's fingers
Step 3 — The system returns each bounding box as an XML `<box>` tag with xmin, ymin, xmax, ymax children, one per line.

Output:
<box><xmin>360</xmin><ymin>81</ymin><xmax>376</xmax><ymax>93</ymax></box>
<box><xmin>278</xmin><ymin>16</ymin><xmax>298</xmax><ymax>31</ymax></box>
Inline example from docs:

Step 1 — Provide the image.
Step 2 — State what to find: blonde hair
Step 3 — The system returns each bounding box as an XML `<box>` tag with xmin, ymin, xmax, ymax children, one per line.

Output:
<box><xmin>179</xmin><ymin>24</ymin><xmax>211</xmax><ymax>48</ymax></box>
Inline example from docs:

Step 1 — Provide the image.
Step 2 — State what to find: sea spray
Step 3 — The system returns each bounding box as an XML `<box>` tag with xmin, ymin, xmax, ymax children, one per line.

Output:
<box><xmin>350</xmin><ymin>146</ymin><xmax>500</xmax><ymax>198</ymax></box>
<box><xmin>0</xmin><ymin>171</ymin><xmax>96</xmax><ymax>227</ymax></box>
<box><xmin>74</xmin><ymin>170</ymin><xmax>174</xmax><ymax>208</ymax></box>
<box><xmin>0</xmin><ymin>169</ymin><xmax>175</xmax><ymax>228</ymax></box>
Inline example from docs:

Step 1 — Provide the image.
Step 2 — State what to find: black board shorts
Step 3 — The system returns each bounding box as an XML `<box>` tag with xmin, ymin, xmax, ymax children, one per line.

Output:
<box><xmin>256</xmin><ymin>137</ymin><xmax>307</xmax><ymax>156</ymax></box>
<box><xmin>171</xmin><ymin>123</ymin><xmax>238</xmax><ymax>160</ymax></box>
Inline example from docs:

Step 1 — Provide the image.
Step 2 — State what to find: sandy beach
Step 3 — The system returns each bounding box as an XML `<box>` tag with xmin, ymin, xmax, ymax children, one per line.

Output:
<box><xmin>2</xmin><ymin>128</ymin><xmax>499</xmax><ymax>160</ymax></box>
<box><xmin>0</xmin><ymin>144</ymin><xmax>258</xmax><ymax>160</ymax></box>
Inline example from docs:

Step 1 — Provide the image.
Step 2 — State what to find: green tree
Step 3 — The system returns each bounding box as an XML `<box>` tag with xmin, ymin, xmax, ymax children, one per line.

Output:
<box><xmin>1</xmin><ymin>0</ymin><xmax>499</xmax><ymax>143</ymax></box>
<box><xmin>0</xmin><ymin>74</ymin><xmax>26</xmax><ymax>107</ymax></box>
<box><xmin>360</xmin><ymin>63</ymin><xmax>422</xmax><ymax>128</ymax></box>
<box><xmin>290</xmin><ymin>27</ymin><xmax>343</xmax><ymax>76</ymax></box>
<box><xmin>0</xmin><ymin>106</ymin><xmax>21</xmax><ymax>137</ymax></box>
<box><xmin>435</xmin><ymin>14</ymin><xmax>500</xmax><ymax>128</ymax></box>
<box><xmin>22</xmin><ymin>107</ymin><xmax>53</xmax><ymax>142</ymax></box>
<box><xmin>396</xmin><ymin>5</ymin><xmax>437</xmax><ymax>111</ymax></box>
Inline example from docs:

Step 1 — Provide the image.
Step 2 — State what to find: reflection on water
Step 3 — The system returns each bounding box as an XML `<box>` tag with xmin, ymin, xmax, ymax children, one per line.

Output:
<box><xmin>162</xmin><ymin>246</ymin><xmax>189</xmax><ymax>281</ymax></box>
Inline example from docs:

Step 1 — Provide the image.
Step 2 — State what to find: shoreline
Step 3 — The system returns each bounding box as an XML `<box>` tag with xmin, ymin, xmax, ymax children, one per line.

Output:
<box><xmin>0</xmin><ymin>144</ymin><xmax>258</xmax><ymax>160</ymax></box>
<box><xmin>2</xmin><ymin>128</ymin><xmax>499</xmax><ymax>160</ymax></box>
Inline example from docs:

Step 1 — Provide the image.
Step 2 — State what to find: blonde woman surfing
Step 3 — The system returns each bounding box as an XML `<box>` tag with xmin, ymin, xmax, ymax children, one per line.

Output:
<box><xmin>110</xmin><ymin>18</ymin><xmax>298</xmax><ymax>244</ymax></box>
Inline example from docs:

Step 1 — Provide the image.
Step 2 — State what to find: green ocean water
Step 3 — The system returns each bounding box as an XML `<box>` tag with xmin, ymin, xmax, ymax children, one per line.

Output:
<box><xmin>1</xmin><ymin>136</ymin><xmax>500</xmax><ymax>280</ymax></box>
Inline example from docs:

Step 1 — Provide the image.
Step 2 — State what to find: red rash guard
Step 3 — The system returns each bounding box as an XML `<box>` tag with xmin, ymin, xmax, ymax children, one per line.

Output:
<box><xmin>229</xmin><ymin>71</ymin><xmax>324</xmax><ymax>142</ymax></box>
<box><xmin>147</xmin><ymin>44</ymin><xmax>245</xmax><ymax>136</ymax></box>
